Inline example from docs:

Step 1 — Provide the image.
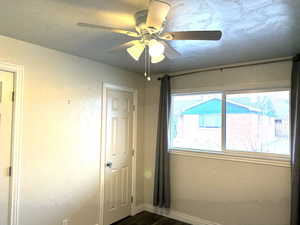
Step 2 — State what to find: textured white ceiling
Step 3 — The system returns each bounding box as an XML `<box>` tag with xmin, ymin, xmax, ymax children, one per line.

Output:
<box><xmin>0</xmin><ymin>0</ymin><xmax>299</xmax><ymax>73</ymax></box>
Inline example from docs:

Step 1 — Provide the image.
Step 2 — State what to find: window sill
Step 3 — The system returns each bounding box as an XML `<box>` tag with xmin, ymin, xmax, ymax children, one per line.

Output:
<box><xmin>169</xmin><ymin>149</ymin><xmax>291</xmax><ymax>167</ymax></box>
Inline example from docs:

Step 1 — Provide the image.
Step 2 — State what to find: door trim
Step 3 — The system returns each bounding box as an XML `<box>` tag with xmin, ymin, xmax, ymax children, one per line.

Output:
<box><xmin>99</xmin><ymin>83</ymin><xmax>138</xmax><ymax>225</ymax></box>
<box><xmin>0</xmin><ymin>61</ymin><xmax>24</xmax><ymax>225</ymax></box>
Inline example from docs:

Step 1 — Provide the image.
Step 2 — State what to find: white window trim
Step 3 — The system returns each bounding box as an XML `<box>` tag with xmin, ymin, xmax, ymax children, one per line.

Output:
<box><xmin>169</xmin><ymin>87</ymin><xmax>291</xmax><ymax>167</ymax></box>
<box><xmin>169</xmin><ymin>149</ymin><xmax>290</xmax><ymax>167</ymax></box>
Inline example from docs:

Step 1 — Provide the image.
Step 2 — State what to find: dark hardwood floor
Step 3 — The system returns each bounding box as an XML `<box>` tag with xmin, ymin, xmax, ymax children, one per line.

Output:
<box><xmin>111</xmin><ymin>211</ymin><xmax>191</xmax><ymax>225</ymax></box>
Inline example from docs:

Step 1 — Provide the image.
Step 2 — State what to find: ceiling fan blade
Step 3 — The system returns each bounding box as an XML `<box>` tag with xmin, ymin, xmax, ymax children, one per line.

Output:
<box><xmin>77</xmin><ymin>22</ymin><xmax>140</xmax><ymax>38</ymax></box>
<box><xmin>161</xmin><ymin>31</ymin><xmax>222</xmax><ymax>40</ymax></box>
<box><xmin>146</xmin><ymin>0</ymin><xmax>170</xmax><ymax>31</ymax></box>
<box><xmin>106</xmin><ymin>40</ymin><xmax>142</xmax><ymax>52</ymax></box>
<box><xmin>161</xmin><ymin>41</ymin><xmax>181</xmax><ymax>59</ymax></box>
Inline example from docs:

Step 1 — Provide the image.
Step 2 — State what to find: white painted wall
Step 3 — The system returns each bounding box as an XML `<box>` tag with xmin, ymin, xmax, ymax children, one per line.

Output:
<box><xmin>0</xmin><ymin>33</ymin><xmax>292</xmax><ymax>225</ymax></box>
<box><xmin>0</xmin><ymin>35</ymin><xmax>144</xmax><ymax>225</ymax></box>
<box><xmin>143</xmin><ymin>61</ymin><xmax>292</xmax><ymax>225</ymax></box>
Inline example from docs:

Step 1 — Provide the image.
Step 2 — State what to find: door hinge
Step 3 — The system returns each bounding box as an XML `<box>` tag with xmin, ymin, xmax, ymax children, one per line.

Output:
<box><xmin>132</xmin><ymin>105</ymin><xmax>136</xmax><ymax>111</ymax></box>
<box><xmin>131</xmin><ymin>196</ymin><xmax>134</xmax><ymax>203</ymax></box>
<box><xmin>12</xmin><ymin>91</ymin><xmax>15</xmax><ymax>102</ymax></box>
<box><xmin>8</xmin><ymin>166</ymin><xmax>12</xmax><ymax>177</ymax></box>
<box><xmin>132</xmin><ymin>149</ymin><xmax>135</xmax><ymax>156</ymax></box>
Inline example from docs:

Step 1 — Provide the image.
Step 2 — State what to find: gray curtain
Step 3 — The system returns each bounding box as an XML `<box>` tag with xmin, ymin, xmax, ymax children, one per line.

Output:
<box><xmin>153</xmin><ymin>75</ymin><xmax>171</xmax><ymax>208</ymax></box>
<box><xmin>291</xmin><ymin>54</ymin><xmax>300</xmax><ymax>225</ymax></box>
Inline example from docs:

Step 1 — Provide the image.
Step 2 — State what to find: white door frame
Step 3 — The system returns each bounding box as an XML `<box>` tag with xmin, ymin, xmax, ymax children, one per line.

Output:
<box><xmin>99</xmin><ymin>83</ymin><xmax>138</xmax><ymax>225</ymax></box>
<box><xmin>0</xmin><ymin>61</ymin><xmax>24</xmax><ymax>225</ymax></box>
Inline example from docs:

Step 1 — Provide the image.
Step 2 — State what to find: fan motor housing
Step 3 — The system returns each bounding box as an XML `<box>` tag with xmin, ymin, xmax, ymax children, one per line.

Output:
<box><xmin>135</xmin><ymin>10</ymin><xmax>148</xmax><ymax>28</ymax></box>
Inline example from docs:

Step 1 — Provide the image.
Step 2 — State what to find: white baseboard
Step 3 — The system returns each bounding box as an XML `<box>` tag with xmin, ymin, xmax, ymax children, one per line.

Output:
<box><xmin>133</xmin><ymin>204</ymin><xmax>222</xmax><ymax>225</ymax></box>
<box><xmin>131</xmin><ymin>204</ymin><xmax>145</xmax><ymax>216</ymax></box>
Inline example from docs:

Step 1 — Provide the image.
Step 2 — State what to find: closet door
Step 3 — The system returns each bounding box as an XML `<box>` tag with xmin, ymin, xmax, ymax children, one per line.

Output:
<box><xmin>103</xmin><ymin>88</ymin><xmax>133</xmax><ymax>225</ymax></box>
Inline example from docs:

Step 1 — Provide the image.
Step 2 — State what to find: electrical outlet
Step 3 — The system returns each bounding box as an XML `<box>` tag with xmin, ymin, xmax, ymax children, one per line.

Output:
<box><xmin>62</xmin><ymin>219</ymin><xmax>68</xmax><ymax>225</ymax></box>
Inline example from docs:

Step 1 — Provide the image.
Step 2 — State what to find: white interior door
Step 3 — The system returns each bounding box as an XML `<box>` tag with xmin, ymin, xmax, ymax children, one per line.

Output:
<box><xmin>104</xmin><ymin>88</ymin><xmax>133</xmax><ymax>225</ymax></box>
<box><xmin>0</xmin><ymin>71</ymin><xmax>14</xmax><ymax>225</ymax></box>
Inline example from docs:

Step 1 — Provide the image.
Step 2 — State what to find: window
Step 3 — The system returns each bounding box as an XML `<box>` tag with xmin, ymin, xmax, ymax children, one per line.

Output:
<box><xmin>169</xmin><ymin>90</ymin><xmax>290</xmax><ymax>157</ymax></box>
<box><xmin>170</xmin><ymin>93</ymin><xmax>222</xmax><ymax>151</ymax></box>
<box><xmin>226</xmin><ymin>91</ymin><xmax>290</xmax><ymax>155</ymax></box>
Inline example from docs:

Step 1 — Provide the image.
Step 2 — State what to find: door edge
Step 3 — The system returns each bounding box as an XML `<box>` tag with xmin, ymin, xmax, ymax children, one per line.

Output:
<box><xmin>0</xmin><ymin>61</ymin><xmax>24</xmax><ymax>225</ymax></box>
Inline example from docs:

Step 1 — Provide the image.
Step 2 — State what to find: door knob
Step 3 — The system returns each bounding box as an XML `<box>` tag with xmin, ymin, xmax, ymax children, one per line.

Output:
<box><xmin>106</xmin><ymin>162</ymin><xmax>112</xmax><ymax>168</ymax></box>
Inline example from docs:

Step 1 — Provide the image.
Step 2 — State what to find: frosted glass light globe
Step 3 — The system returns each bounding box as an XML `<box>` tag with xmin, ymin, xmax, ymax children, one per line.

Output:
<box><xmin>151</xmin><ymin>54</ymin><xmax>165</xmax><ymax>63</ymax></box>
<box><xmin>148</xmin><ymin>40</ymin><xmax>165</xmax><ymax>57</ymax></box>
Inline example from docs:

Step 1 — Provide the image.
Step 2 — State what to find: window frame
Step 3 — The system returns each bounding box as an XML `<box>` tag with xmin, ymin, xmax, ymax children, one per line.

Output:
<box><xmin>169</xmin><ymin>88</ymin><xmax>291</xmax><ymax>166</ymax></box>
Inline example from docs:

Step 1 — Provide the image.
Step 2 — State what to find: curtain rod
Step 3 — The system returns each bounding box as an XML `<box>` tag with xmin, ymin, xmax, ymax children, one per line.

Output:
<box><xmin>157</xmin><ymin>57</ymin><xmax>293</xmax><ymax>80</ymax></box>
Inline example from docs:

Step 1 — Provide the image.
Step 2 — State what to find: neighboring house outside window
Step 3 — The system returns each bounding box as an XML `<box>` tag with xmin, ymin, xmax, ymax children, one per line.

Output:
<box><xmin>198</xmin><ymin>114</ymin><xmax>221</xmax><ymax>128</ymax></box>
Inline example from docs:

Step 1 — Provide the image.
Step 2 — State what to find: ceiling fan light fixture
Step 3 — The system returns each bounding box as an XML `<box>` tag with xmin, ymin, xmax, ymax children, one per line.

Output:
<box><xmin>148</xmin><ymin>39</ymin><xmax>165</xmax><ymax>57</ymax></box>
<box><xmin>151</xmin><ymin>54</ymin><xmax>165</xmax><ymax>63</ymax></box>
<box><xmin>126</xmin><ymin>44</ymin><xmax>145</xmax><ymax>61</ymax></box>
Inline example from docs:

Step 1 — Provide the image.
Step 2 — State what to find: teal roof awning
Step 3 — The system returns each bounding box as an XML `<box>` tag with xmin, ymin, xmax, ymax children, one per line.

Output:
<box><xmin>182</xmin><ymin>98</ymin><xmax>262</xmax><ymax>115</ymax></box>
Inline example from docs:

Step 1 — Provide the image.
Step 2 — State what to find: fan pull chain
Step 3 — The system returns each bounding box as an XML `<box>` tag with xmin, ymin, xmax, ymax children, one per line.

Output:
<box><xmin>144</xmin><ymin>45</ymin><xmax>151</xmax><ymax>81</ymax></box>
<box><xmin>144</xmin><ymin>45</ymin><xmax>147</xmax><ymax>77</ymax></box>
<box><xmin>147</xmin><ymin>46</ymin><xmax>151</xmax><ymax>81</ymax></box>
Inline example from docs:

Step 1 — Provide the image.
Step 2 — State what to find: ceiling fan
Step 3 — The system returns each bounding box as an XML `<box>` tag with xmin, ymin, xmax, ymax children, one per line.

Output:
<box><xmin>77</xmin><ymin>0</ymin><xmax>222</xmax><ymax>81</ymax></box>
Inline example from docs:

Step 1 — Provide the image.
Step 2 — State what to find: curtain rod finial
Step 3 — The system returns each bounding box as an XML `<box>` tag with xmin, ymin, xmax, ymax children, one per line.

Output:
<box><xmin>157</xmin><ymin>74</ymin><xmax>170</xmax><ymax>81</ymax></box>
